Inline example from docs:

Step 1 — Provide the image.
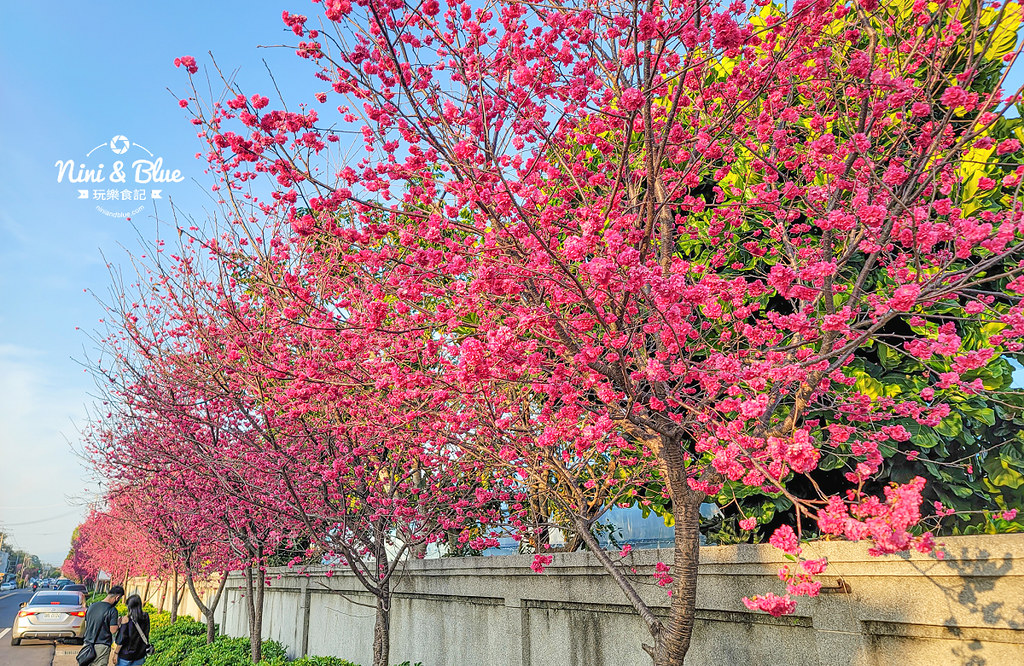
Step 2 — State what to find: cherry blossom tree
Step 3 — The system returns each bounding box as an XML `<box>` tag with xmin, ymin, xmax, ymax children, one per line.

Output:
<box><xmin>168</xmin><ymin>0</ymin><xmax>1024</xmax><ymax>662</ymax></box>
<box><xmin>63</xmin><ymin>504</ymin><xmax>173</xmax><ymax>592</ymax></box>
<box><xmin>86</xmin><ymin>371</ymin><xmax>287</xmax><ymax>662</ymax></box>
<box><xmin>108</xmin><ymin>478</ymin><xmax>232</xmax><ymax>643</ymax></box>
<box><xmin>85</xmin><ymin>221</ymin><xmax>509</xmax><ymax>665</ymax></box>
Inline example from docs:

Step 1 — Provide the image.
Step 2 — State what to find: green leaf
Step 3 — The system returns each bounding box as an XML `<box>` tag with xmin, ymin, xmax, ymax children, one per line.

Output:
<box><xmin>981</xmin><ymin>2</ymin><xmax>1023</xmax><ymax>61</ymax></box>
<box><xmin>911</xmin><ymin>429</ymin><xmax>940</xmax><ymax>449</ymax></box>
<box><xmin>877</xmin><ymin>344</ymin><xmax>900</xmax><ymax>370</ymax></box>
<box><xmin>990</xmin><ymin>465</ymin><xmax>1023</xmax><ymax>489</ymax></box>
<box><xmin>974</xmin><ymin>407</ymin><xmax>997</xmax><ymax>426</ymax></box>
<box><xmin>934</xmin><ymin>413</ymin><xmax>964</xmax><ymax>438</ymax></box>
<box><xmin>740</xmin><ymin>501</ymin><xmax>779</xmax><ymax>527</ymax></box>
<box><xmin>985</xmin><ymin>456</ymin><xmax>1024</xmax><ymax>489</ymax></box>
<box><xmin>903</xmin><ymin>420</ymin><xmax>940</xmax><ymax>448</ymax></box>
<box><xmin>854</xmin><ymin>373</ymin><xmax>886</xmax><ymax>399</ymax></box>
<box><xmin>818</xmin><ymin>452</ymin><xmax>847</xmax><ymax>470</ymax></box>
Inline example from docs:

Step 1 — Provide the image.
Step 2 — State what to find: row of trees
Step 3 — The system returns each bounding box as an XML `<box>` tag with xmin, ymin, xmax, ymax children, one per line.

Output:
<box><xmin>1</xmin><ymin>532</ymin><xmax>57</xmax><ymax>586</ymax></box>
<box><xmin>68</xmin><ymin>0</ymin><xmax>1024</xmax><ymax>664</ymax></box>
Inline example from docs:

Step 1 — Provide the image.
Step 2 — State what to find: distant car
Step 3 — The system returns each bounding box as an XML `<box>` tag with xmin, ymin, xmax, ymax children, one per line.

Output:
<box><xmin>0</xmin><ymin>581</ymin><xmax>16</xmax><ymax>591</ymax></box>
<box><xmin>63</xmin><ymin>584</ymin><xmax>87</xmax><ymax>594</ymax></box>
<box><xmin>10</xmin><ymin>591</ymin><xmax>86</xmax><ymax>645</ymax></box>
<box><xmin>53</xmin><ymin>579</ymin><xmax>72</xmax><ymax>590</ymax></box>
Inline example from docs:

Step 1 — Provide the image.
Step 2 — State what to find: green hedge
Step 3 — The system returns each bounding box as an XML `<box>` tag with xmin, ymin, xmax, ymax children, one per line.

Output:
<box><xmin>181</xmin><ymin>635</ymin><xmax>288</xmax><ymax>666</ymax></box>
<box><xmin>278</xmin><ymin>655</ymin><xmax>362</xmax><ymax>659</ymax></box>
<box><xmin>85</xmin><ymin>591</ymin><xmax>106</xmax><ymax>605</ymax></box>
<box><xmin>140</xmin><ymin>615</ymin><xmax>419</xmax><ymax>666</ymax></box>
<box><xmin>142</xmin><ymin>615</ymin><xmax>285</xmax><ymax>666</ymax></box>
<box><xmin>147</xmin><ymin>608</ymin><xmax>175</xmax><ymax>635</ymax></box>
<box><xmin>152</xmin><ymin>614</ymin><xmax>205</xmax><ymax>638</ymax></box>
<box><xmin>274</xmin><ymin>655</ymin><xmax>421</xmax><ymax>659</ymax></box>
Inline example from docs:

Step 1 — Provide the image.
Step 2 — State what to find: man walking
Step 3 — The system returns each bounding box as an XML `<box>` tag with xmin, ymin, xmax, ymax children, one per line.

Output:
<box><xmin>81</xmin><ymin>584</ymin><xmax>124</xmax><ymax>665</ymax></box>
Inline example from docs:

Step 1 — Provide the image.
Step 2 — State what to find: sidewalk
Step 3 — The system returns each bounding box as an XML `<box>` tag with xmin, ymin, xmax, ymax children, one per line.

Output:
<box><xmin>52</xmin><ymin>646</ymin><xmax>117</xmax><ymax>666</ymax></box>
<box><xmin>51</xmin><ymin>645</ymin><xmax>80</xmax><ymax>666</ymax></box>
<box><xmin>51</xmin><ymin>647</ymin><xmax>119</xmax><ymax>666</ymax></box>
<box><xmin>52</xmin><ymin>645</ymin><xmax>111</xmax><ymax>666</ymax></box>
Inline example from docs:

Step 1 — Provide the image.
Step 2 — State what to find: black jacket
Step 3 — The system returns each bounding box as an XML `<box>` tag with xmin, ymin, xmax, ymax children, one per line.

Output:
<box><xmin>114</xmin><ymin>613</ymin><xmax>151</xmax><ymax>661</ymax></box>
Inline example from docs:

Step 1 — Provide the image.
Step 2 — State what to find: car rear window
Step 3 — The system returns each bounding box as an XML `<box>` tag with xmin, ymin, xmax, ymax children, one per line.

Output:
<box><xmin>30</xmin><ymin>593</ymin><xmax>82</xmax><ymax>606</ymax></box>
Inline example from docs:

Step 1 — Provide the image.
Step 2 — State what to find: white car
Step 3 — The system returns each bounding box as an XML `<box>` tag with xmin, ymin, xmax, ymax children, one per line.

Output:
<box><xmin>10</xmin><ymin>590</ymin><xmax>86</xmax><ymax>645</ymax></box>
<box><xmin>0</xmin><ymin>581</ymin><xmax>16</xmax><ymax>591</ymax></box>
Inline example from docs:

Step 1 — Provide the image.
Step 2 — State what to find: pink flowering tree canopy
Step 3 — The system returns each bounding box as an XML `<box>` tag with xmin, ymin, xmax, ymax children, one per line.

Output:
<box><xmin>82</xmin><ymin>0</ymin><xmax>1024</xmax><ymax>664</ymax></box>
<box><xmin>63</xmin><ymin>504</ymin><xmax>173</xmax><ymax>587</ymax></box>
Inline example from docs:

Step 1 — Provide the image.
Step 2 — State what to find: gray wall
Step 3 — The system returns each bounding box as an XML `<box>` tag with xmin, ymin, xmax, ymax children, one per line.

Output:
<box><xmin>134</xmin><ymin>534</ymin><xmax>1024</xmax><ymax>665</ymax></box>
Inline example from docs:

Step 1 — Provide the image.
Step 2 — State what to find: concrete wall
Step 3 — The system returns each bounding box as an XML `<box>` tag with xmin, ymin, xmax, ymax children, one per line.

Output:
<box><xmin>130</xmin><ymin>574</ymin><xmax>220</xmax><ymax>622</ymax></box>
<box><xmin>133</xmin><ymin>534</ymin><xmax>1024</xmax><ymax>665</ymax></box>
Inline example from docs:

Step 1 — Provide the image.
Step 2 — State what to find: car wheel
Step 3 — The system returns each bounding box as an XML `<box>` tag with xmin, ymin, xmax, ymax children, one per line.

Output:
<box><xmin>10</xmin><ymin>636</ymin><xmax>20</xmax><ymax>646</ymax></box>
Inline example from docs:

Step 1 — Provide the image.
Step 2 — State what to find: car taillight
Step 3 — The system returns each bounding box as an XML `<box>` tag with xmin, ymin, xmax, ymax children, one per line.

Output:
<box><xmin>69</xmin><ymin>611</ymin><xmax>86</xmax><ymax>617</ymax></box>
<box><xmin>17</xmin><ymin>610</ymin><xmax>36</xmax><ymax>617</ymax></box>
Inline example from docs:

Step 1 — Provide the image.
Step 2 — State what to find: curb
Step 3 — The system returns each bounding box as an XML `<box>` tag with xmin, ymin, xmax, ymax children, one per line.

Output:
<box><xmin>51</xmin><ymin>645</ymin><xmax>79</xmax><ymax>666</ymax></box>
<box><xmin>52</xmin><ymin>645</ymin><xmax>111</xmax><ymax>666</ymax></box>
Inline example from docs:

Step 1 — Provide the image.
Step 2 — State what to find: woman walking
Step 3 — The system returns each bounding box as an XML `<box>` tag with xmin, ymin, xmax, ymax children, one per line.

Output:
<box><xmin>112</xmin><ymin>594</ymin><xmax>152</xmax><ymax>666</ymax></box>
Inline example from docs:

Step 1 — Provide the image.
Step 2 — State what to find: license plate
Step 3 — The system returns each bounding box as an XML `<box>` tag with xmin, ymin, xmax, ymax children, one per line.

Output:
<box><xmin>43</xmin><ymin>613</ymin><xmax>63</xmax><ymax>620</ymax></box>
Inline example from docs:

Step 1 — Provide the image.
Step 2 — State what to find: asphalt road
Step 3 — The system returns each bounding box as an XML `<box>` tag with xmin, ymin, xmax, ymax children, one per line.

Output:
<box><xmin>0</xmin><ymin>588</ymin><xmax>55</xmax><ymax>666</ymax></box>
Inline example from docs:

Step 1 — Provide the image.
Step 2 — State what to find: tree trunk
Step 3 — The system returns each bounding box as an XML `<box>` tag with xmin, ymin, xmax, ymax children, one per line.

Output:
<box><xmin>529</xmin><ymin>477</ymin><xmax>551</xmax><ymax>552</ymax></box>
<box><xmin>208</xmin><ymin>573</ymin><xmax>228</xmax><ymax>643</ymax></box>
<box><xmin>569</xmin><ymin>431</ymin><xmax>706</xmax><ymax>665</ymax></box>
<box><xmin>244</xmin><ymin>565</ymin><xmax>265</xmax><ymax>664</ymax></box>
<box><xmin>254</xmin><ymin>568</ymin><xmax>265</xmax><ymax>662</ymax></box>
<box><xmin>372</xmin><ymin>588</ymin><xmax>391</xmax><ymax>666</ymax></box>
<box><xmin>142</xmin><ymin>578</ymin><xmax>152</xmax><ymax>606</ymax></box>
<box><xmin>186</xmin><ymin>570</ymin><xmax>228</xmax><ymax>644</ymax></box>
<box><xmin>649</xmin><ymin>434</ymin><xmax>706</xmax><ymax>666</ymax></box>
<box><xmin>170</xmin><ymin>570</ymin><xmax>180</xmax><ymax>623</ymax></box>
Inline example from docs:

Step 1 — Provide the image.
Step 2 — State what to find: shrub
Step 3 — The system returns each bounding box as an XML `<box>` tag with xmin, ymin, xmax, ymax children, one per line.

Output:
<box><xmin>276</xmin><ymin>660</ymin><xmax>422</xmax><ymax>666</ymax></box>
<box><xmin>147</xmin><ymin>634</ymin><xmax>204</xmax><ymax>666</ymax></box>
<box><xmin>85</xmin><ymin>592</ymin><xmax>106</xmax><ymax>605</ymax></box>
<box><xmin>176</xmin><ymin>635</ymin><xmax>288</xmax><ymax>666</ymax></box>
<box><xmin>147</xmin><ymin>610</ymin><xmax>174</xmax><ymax>636</ymax></box>
<box><xmin>152</xmin><ymin>614</ymin><xmax>205</xmax><ymax>641</ymax></box>
<box><xmin>147</xmin><ymin>616</ymin><xmax>209</xmax><ymax>666</ymax></box>
<box><xmin>283</xmin><ymin>658</ymin><xmax>361</xmax><ymax>666</ymax></box>
<box><xmin>141</xmin><ymin>616</ymin><xmax>418</xmax><ymax>666</ymax></box>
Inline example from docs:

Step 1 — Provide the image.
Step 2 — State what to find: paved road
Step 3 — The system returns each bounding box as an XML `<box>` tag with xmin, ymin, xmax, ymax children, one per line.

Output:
<box><xmin>0</xmin><ymin>588</ymin><xmax>54</xmax><ymax>666</ymax></box>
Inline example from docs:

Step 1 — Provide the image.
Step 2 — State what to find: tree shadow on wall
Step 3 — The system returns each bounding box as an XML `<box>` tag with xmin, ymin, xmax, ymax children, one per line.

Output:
<box><xmin>875</xmin><ymin>545</ymin><xmax>1024</xmax><ymax>666</ymax></box>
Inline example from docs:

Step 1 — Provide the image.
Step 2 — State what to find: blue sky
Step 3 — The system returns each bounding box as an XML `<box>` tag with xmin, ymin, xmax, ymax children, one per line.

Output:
<box><xmin>0</xmin><ymin>0</ymin><xmax>320</xmax><ymax>565</ymax></box>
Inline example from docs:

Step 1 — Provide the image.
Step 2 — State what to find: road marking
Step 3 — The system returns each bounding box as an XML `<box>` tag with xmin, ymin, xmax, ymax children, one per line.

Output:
<box><xmin>0</xmin><ymin>593</ymin><xmax>19</xmax><ymax>601</ymax></box>
<box><xmin>0</xmin><ymin>628</ymin><xmax>10</xmax><ymax>640</ymax></box>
